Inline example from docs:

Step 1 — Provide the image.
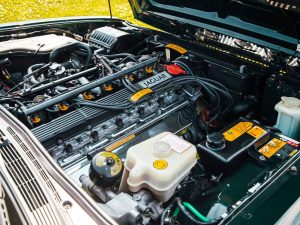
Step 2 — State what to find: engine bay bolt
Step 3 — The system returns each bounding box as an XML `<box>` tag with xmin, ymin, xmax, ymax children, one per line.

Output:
<box><xmin>76</xmin><ymin>136</ymin><xmax>83</xmax><ymax>143</ymax></box>
<box><xmin>91</xmin><ymin>130</ymin><xmax>99</xmax><ymax>141</ymax></box>
<box><xmin>290</xmin><ymin>166</ymin><xmax>298</xmax><ymax>175</ymax></box>
<box><xmin>48</xmin><ymin>150</ymin><xmax>56</xmax><ymax>156</ymax></box>
<box><xmin>62</xmin><ymin>201</ymin><xmax>72</xmax><ymax>210</ymax></box>
<box><xmin>138</xmin><ymin>107</ymin><xmax>145</xmax><ymax>116</ymax></box>
<box><xmin>115</xmin><ymin>117</ymin><xmax>124</xmax><ymax>128</ymax></box>
<box><xmin>64</xmin><ymin>143</ymin><xmax>73</xmax><ymax>153</ymax></box>
<box><xmin>158</xmin><ymin>96</ymin><xmax>164</xmax><ymax>106</ymax></box>
<box><xmin>106</xmin><ymin>157</ymin><xmax>115</xmax><ymax>166</ymax></box>
<box><xmin>241</xmin><ymin>211</ymin><xmax>253</xmax><ymax>220</ymax></box>
<box><xmin>133</xmin><ymin>195</ymin><xmax>141</xmax><ymax>201</ymax></box>
<box><xmin>101</xmin><ymin>124</ymin><xmax>108</xmax><ymax>130</ymax></box>
<box><xmin>56</xmin><ymin>138</ymin><xmax>63</xmax><ymax>145</ymax></box>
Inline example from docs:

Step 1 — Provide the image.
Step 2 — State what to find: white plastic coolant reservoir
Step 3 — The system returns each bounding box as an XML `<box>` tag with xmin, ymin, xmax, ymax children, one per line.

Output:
<box><xmin>275</xmin><ymin>97</ymin><xmax>300</xmax><ymax>140</ymax></box>
<box><xmin>119</xmin><ymin>132</ymin><xmax>197</xmax><ymax>202</ymax></box>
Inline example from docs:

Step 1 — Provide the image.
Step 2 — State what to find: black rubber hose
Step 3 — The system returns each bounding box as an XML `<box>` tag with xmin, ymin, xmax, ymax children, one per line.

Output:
<box><xmin>27</xmin><ymin>63</ymin><xmax>45</xmax><ymax>74</ymax></box>
<box><xmin>122</xmin><ymin>78</ymin><xmax>139</xmax><ymax>92</ymax></box>
<box><xmin>5</xmin><ymin>83</ymin><xmax>22</xmax><ymax>96</ymax></box>
<box><xmin>121</xmin><ymin>79</ymin><xmax>136</xmax><ymax>92</ymax></box>
<box><xmin>154</xmin><ymin>77</ymin><xmax>221</xmax><ymax>110</ymax></box>
<box><xmin>154</xmin><ymin>75</ymin><xmax>233</xmax><ymax>118</ymax></box>
<box><xmin>27</xmin><ymin>63</ymin><xmax>45</xmax><ymax>84</ymax></box>
<box><xmin>0</xmin><ymin>98</ymin><xmax>25</xmax><ymax>107</ymax></box>
<box><xmin>23</xmin><ymin>63</ymin><xmax>51</xmax><ymax>80</ymax></box>
<box><xmin>0</xmin><ymin>98</ymin><xmax>32</xmax><ymax>128</ymax></box>
<box><xmin>49</xmin><ymin>42</ymin><xmax>93</xmax><ymax>66</ymax></box>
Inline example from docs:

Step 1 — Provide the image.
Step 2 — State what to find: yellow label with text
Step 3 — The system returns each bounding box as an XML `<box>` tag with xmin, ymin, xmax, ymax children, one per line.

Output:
<box><xmin>223</xmin><ymin>122</ymin><xmax>253</xmax><ymax>142</ymax></box>
<box><xmin>105</xmin><ymin>134</ymin><xmax>136</xmax><ymax>152</ymax></box>
<box><xmin>130</xmin><ymin>88</ymin><xmax>153</xmax><ymax>103</ymax></box>
<box><xmin>165</xmin><ymin>43</ymin><xmax>188</xmax><ymax>54</ymax></box>
<box><xmin>247</xmin><ymin>126</ymin><xmax>266</xmax><ymax>139</ymax></box>
<box><xmin>153</xmin><ymin>159</ymin><xmax>168</xmax><ymax>170</ymax></box>
<box><xmin>258</xmin><ymin>138</ymin><xmax>286</xmax><ymax>158</ymax></box>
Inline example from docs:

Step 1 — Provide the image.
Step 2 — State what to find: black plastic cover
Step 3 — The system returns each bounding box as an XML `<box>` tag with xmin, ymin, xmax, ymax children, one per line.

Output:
<box><xmin>198</xmin><ymin>118</ymin><xmax>270</xmax><ymax>175</ymax></box>
<box><xmin>89</xmin><ymin>26</ymin><xmax>136</xmax><ymax>52</ymax></box>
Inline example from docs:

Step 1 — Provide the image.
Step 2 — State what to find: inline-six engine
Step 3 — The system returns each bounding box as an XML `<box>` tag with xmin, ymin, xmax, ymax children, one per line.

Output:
<box><xmin>1</xmin><ymin>24</ymin><xmax>299</xmax><ymax>225</ymax></box>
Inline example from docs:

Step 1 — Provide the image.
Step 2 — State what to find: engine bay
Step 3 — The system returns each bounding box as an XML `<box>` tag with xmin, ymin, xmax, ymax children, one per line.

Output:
<box><xmin>0</xmin><ymin>20</ymin><xmax>300</xmax><ymax>225</ymax></box>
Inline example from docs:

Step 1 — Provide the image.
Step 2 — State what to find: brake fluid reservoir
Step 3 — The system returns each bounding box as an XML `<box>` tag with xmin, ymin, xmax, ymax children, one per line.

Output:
<box><xmin>275</xmin><ymin>97</ymin><xmax>300</xmax><ymax>140</ymax></box>
<box><xmin>119</xmin><ymin>132</ymin><xmax>197</xmax><ymax>202</ymax></box>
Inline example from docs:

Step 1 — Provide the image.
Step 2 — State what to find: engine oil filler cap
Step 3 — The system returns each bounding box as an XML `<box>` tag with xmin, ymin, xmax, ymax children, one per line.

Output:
<box><xmin>90</xmin><ymin>152</ymin><xmax>123</xmax><ymax>187</ymax></box>
<box><xmin>153</xmin><ymin>141</ymin><xmax>171</xmax><ymax>157</ymax></box>
<box><xmin>164</xmin><ymin>64</ymin><xmax>187</xmax><ymax>76</ymax></box>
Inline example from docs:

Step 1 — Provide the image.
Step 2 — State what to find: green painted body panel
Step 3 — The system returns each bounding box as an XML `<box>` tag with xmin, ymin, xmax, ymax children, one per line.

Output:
<box><xmin>177</xmin><ymin>150</ymin><xmax>300</xmax><ymax>224</ymax></box>
<box><xmin>227</xmin><ymin>160</ymin><xmax>300</xmax><ymax>225</ymax></box>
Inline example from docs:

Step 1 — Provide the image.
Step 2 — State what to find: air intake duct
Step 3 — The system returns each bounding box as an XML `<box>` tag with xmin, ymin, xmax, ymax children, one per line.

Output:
<box><xmin>89</xmin><ymin>26</ymin><xmax>134</xmax><ymax>52</ymax></box>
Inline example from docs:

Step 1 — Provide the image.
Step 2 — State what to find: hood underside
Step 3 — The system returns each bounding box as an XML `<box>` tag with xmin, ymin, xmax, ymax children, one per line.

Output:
<box><xmin>129</xmin><ymin>0</ymin><xmax>300</xmax><ymax>55</ymax></box>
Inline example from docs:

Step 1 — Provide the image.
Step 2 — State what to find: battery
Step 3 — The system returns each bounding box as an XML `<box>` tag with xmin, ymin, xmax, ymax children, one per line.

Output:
<box><xmin>250</xmin><ymin>133</ymin><xmax>299</xmax><ymax>166</ymax></box>
<box><xmin>198</xmin><ymin>118</ymin><xmax>270</xmax><ymax>175</ymax></box>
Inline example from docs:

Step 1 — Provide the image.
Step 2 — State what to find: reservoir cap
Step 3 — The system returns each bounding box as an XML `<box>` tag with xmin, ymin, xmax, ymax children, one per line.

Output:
<box><xmin>153</xmin><ymin>141</ymin><xmax>171</xmax><ymax>157</ymax></box>
<box><xmin>281</xmin><ymin>97</ymin><xmax>300</xmax><ymax>108</ymax></box>
<box><xmin>206</xmin><ymin>132</ymin><xmax>226</xmax><ymax>151</ymax></box>
<box><xmin>90</xmin><ymin>152</ymin><xmax>123</xmax><ymax>187</ymax></box>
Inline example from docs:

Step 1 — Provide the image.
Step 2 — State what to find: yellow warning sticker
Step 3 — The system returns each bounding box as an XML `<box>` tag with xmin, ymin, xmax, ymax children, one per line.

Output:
<box><xmin>105</xmin><ymin>134</ymin><xmax>136</xmax><ymax>152</ymax></box>
<box><xmin>153</xmin><ymin>159</ymin><xmax>168</xmax><ymax>170</ymax></box>
<box><xmin>258</xmin><ymin>138</ymin><xmax>286</xmax><ymax>158</ymax></box>
<box><xmin>223</xmin><ymin>122</ymin><xmax>253</xmax><ymax>142</ymax></box>
<box><xmin>247</xmin><ymin>126</ymin><xmax>266</xmax><ymax>139</ymax></box>
<box><xmin>165</xmin><ymin>43</ymin><xmax>188</xmax><ymax>54</ymax></box>
<box><xmin>130</xmin><ymin>88</ymin><xmax>153</xmax><ymax>103</ymax></box>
